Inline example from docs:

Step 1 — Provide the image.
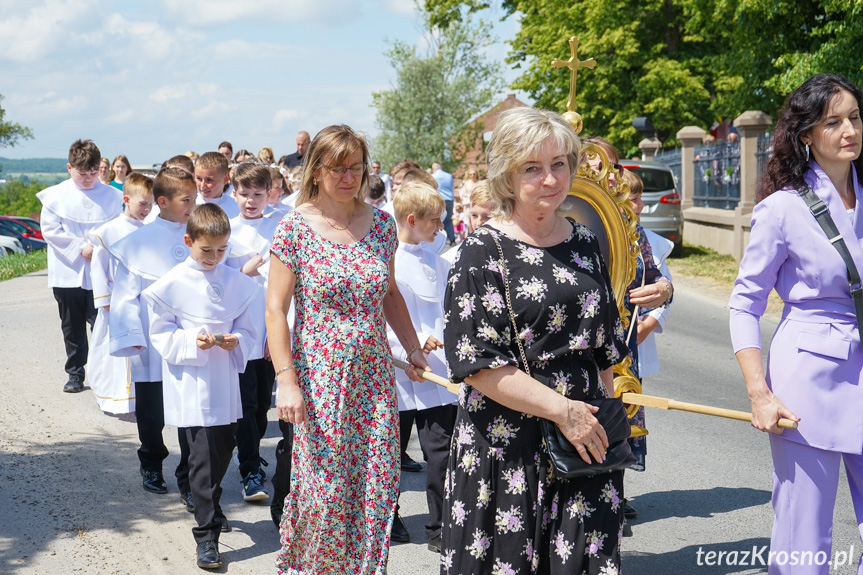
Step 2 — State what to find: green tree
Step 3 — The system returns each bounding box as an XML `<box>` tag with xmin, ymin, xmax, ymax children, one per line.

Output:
<box><xmin>424</xmin><ymin>0</ymin><xmax>863</xmax><ymax>152</ymax></box>
<box><xmin>371</xmin><ymin>12</ymin><xmax>505</xmax><ymax>171</ymax></box>
<box><xmin>0</xmin><ymin>94</ymin><xmax>34</xmax><ymax>169</ymax></box>
<box><xmin>0</xmin><ymin>179</ymin><xmax>46</xmax><ymax>217</ymax></box>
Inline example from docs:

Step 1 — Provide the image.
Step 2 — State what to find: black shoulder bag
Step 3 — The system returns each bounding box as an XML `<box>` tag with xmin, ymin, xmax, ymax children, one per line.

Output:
<box><xmin>489</xmin><ymin>231</ymin><xmax>635</xmax><ymax>479</ymax></box>
<box><xmin>797</xmin><ymin>184</ymin><xmax>863</xmax><ymax>349</ymax></box>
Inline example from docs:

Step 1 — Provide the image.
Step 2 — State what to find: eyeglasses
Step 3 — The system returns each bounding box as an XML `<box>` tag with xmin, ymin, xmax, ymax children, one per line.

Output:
<box><xmin>325</xmin><ymin>164</ymin><xmax>365</xmax><ymax>178</ymax></box>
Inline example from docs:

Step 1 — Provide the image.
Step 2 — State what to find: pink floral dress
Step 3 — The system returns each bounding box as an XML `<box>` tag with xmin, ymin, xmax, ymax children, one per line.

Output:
<box><xmin>271</xmin><ymin>208</ymin><xmax>399</xmax><ymax>575</ymax></box>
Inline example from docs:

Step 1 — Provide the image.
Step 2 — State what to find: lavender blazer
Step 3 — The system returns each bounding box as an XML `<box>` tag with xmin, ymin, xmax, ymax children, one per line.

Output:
<box><xmin>729</xmin><ymin>161</ymin><xmax>863</xmax><ymax>454</ymax></box>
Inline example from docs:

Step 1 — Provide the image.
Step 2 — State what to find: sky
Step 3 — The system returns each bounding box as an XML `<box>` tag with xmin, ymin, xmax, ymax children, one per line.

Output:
<box><xmin>0</xmin><ymin>0</ymin><xmax>527</xmax><ymax>167</ymax></box>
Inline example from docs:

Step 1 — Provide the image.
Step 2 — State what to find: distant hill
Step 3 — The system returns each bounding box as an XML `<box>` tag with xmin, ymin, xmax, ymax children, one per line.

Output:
<box><xmin>0</xmin><ymin>157</ymin><xmax>67</xmax><ymax>173</ymax></box>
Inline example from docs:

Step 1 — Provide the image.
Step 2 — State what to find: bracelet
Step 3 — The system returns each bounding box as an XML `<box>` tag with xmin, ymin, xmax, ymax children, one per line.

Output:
<box><xmin>406</xmin><ymin>345</ymin><xmax>422</xmax><ymax>362</ymax></box>
<box><xmin>275</xmin><ymin>365</ymin><xmax>294</xmax><ymax>378</ymax></box>
<box><xmin>657</xmin><ymin>277</ymin><xmax>673</xmax><ymax>302</ymax></box>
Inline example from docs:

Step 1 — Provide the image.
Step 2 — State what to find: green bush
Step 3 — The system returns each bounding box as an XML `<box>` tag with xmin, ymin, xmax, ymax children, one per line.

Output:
<box><xmin>0</xmin><ymin>249</ymin><xmax>47</xmax><ymax>282</ymax></box>
<box><xmin>0</xmin><ymin>178</ymin><xmax>48</xmax><ymax>217</ymax></box>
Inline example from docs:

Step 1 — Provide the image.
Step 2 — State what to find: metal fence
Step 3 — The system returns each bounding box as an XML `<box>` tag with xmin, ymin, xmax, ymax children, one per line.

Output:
<box><xmin>692</xmin><ymin>142</ymin><xmax>741</xmax><ymax>209</ymax></box>
<box><xmin>654</xmin><ymin>147</ymin><xmax>681</xmax><ymax>190</ymax></box>
<box><xmin>756</xmin><ymin>132</ymin><xmax>774</xmax><ymax>194</ymax></box>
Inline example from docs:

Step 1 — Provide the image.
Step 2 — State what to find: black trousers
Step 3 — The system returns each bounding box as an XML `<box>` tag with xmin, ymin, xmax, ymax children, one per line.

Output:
<box><xmin>443</xmin><ymin>199</ymin><xmax>455</xmax><ymax>242</ymax></box>
<box><xmin>271</xmin><ymin>419</ymin><xmax>294</xmax><ymax>515</ymax></box>
<box><xmin>236</xmin><ymin>358</ymin><xmax>275</xmax><ymax>477</ymax></box>
<box><xmin>185</xmin><ymin>424</ymin><xmax>236</xmax><ymax>543</ymax></box>
<box><xmin>399</xmin><ymin>410</ymin><xmax>416</xmax><ymax>457</ymax></box>
<box><xmin>135</xmin><ymin>380</ymin><xmax>190</xmax><ymax>490</ymax></box>
<box><xmin>52</xmin><ymin>287</ymin><xmax>97</xmax><ymax>381</ymax></box>
<box><xmin>413</xmin><ymin>404</ymin><xmax>457</xmax><ymax>539</ymax></box>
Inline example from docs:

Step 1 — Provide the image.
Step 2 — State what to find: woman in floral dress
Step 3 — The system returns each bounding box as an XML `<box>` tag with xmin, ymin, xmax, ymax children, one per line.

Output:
<box><xmin>441</xmin><ymin>107</ymin><xmax>631</xmax><ymax>575</ymax></box>
<box><xmin>266</xmin><ymin>124</ymin><xmax>430</xmax><ymax>574</ymax></box>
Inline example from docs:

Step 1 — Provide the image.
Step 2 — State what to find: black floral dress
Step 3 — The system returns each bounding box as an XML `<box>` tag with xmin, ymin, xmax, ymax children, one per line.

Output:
<box><xmin>441</xmin><ymin>224</ymin><xmax>630</xmax><ymax>575</ymax></box>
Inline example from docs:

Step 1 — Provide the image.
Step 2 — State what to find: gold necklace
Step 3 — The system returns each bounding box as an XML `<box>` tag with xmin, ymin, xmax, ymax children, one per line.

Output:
<box><xmin>318</xmin><ymin>206</ymin><xmax>354</xmax><ymax>231</ymax></box>
<box><xmin>528</xmin><ymin>216</ymin><xmax>557</xmax><ymax>240</ymax></box>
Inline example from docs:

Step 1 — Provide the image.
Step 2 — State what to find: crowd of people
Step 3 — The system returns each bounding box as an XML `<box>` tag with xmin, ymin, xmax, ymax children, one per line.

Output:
<box><xmin>33</xmin><ymin>71</ymin><xmax>863</xmax><ymax>575</ymax></box>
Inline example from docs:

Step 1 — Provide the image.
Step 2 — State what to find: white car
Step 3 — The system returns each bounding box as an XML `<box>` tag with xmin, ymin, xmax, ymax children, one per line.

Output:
<box><xmin>0</xmin><ymin>236</ymin><xmax>25</xmax><ymax>256</ymax></box>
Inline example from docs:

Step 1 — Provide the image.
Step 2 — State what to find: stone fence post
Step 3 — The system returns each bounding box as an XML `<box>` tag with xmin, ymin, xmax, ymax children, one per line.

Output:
<box><xmin>731</xmin><ymin>111</ymin><xmax>772</xmax><ymax>260</ymax></box>
<box><xmin>638</xmin><ymin>138</ymin><xmax>662</xmax><ymax>161</ymax></box>
<box><xmin>676</xmin><ymin>126</ymin><xmax>706</xmax><ymax>211</ymax></box>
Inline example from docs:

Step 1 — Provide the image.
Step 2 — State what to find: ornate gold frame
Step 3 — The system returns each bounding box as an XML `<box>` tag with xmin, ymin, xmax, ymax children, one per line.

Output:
<box><xmin>551</xmin><ymin>37</ymin><xmax>647</xmax><ymax>435</ymax></box>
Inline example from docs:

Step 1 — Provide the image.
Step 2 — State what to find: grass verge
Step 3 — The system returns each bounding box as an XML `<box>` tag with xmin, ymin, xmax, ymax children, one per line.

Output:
<box><xmin>0</xmin><ymin>249</ymin><xmax>47</xmax><ymax>282</ymax></box>
<box><xmin>668</xmin><ymin>243</ymin><xmax>740</xmax><ymax>286</ymax></box>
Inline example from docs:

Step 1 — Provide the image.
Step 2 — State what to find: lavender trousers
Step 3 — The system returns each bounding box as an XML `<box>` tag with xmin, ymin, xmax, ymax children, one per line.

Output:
<box><xmin>770</xmin><ymin>435</ymin><xmax>863</xmax><ymax>574</ymax></box>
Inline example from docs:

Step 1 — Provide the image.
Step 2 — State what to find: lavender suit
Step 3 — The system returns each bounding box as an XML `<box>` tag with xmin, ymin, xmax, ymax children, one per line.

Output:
<box><xmin>729</xmin><ymin>161</ymin><xmax>863</xmax><ymax>574</ymax></box>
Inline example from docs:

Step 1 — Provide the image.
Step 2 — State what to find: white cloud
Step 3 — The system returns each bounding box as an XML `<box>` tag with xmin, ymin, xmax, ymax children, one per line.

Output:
<box><xmin>0</xmin><ymin>0</ymin><xmax>108</xmax><ymax>63</ymax></box>
<box><xmin>159</xmin><ymin>0</ymin><xmax>361</xmax><ymax>27</ymax></box>
<box><xmin>380</xmin><ymin>0</ymin><xmax>417</xmax><ymax>16</ymax></box>
<box><xmin>272</xmin><ymin>109</ymin><xmax>300</xmax><ymax>131</ymax></box>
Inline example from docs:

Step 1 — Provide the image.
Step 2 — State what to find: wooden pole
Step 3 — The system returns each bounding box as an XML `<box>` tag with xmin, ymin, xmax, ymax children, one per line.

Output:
<box><xmin>392</xmin><ymin>359</ymin><xmax>798</xmax><ymax>430</ymax></box>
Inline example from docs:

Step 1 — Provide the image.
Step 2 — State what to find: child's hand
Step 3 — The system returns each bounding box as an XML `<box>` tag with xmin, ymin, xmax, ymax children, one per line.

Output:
<box><xmin>197</xmin><ymin>332</ymin><xmax>216</xmax><ymax>350</ymax></box>
<box><xmin>241</xmin><ymin>255</ymin><xmax>264</xmax><ymax>277</ymax></box>
<box><xmin>81</xmin><ymin>243</ymin><xmax>94</xmax><ymax>261</ymax></box>
<box><xmin>219</xmin><ymin>333</ymin><xmax>239</xmax><ymax>351</ymax></box>
<box><xmin>423</xmin><ymin>336</ymin><xmax>444</xmax><ymax>353</ymax></box>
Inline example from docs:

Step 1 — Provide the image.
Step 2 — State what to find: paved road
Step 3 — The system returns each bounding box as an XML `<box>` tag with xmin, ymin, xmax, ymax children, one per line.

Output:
<box><xmin>0</xmin><ymin>271</ymin><xmax>859</xmax><ymax>574</ymax></box>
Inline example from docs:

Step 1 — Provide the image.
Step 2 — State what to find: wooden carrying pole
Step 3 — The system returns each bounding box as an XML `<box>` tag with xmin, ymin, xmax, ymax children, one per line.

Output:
<box><xmin>621</xmin><ymin>393</ymin><xmax>798</xmax><ymax>429</ymax></box>
<box><xmin>393</xmin><ymin>359</ymin><xmax>798</xmax><ymax>430</ymax></box>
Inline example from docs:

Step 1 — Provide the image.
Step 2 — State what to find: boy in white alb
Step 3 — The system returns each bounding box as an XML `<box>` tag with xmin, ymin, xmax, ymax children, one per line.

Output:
<box><xmin>387</xmin><ymin>181</ymin><xmax>457</xmax><ymax>550</ymax></box>
<box><xmin>87</xmin><ymin>173</ymin><xmax>154</xmax><ymax>413</ymax></box>
<box><xmin>37</xmin><ymin>139</ymin><xmax>123</xmax><ymax>393</ymax></box>
<box><xmin>195</xmin><ymin>152</ymin><xmax>240</xmax><ymax>219</ymax></box>
<box><xmin>109</xmin><ymin>168</ymin><xmax>196</xmax><ymax>500</ymax></box>
<box><xmin>144</xmin><ymin>203</ymin><xmax>259</xmax><ymax>569</ymax></box>
<box><xmin>228</xmin><ymin>163</ymin><xmax>281</xmax><ymax>502</ymax></box>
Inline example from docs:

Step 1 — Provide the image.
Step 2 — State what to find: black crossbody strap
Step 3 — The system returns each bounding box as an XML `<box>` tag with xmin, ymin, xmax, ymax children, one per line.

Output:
<box><xmin>797</xmin><ymin>183</ymin><xmax>863</xmax><ymax>349</ymax></box>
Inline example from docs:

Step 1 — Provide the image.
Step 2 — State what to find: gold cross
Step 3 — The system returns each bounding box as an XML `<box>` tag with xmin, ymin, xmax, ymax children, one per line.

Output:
<box><xmin>552</xmin><ymin>36</ymin><xmax>596</xmax><ymax>112</ymax></box>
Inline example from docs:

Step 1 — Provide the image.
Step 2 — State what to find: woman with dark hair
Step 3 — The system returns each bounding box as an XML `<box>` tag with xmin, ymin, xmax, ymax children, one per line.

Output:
<box><xmin>730</xmin><ymin>74</ymin><xmax>863</xmax><ymax>574</ymax></box>
<box><xmin>266</xmin><ymin>124</ymin><xmax>430</xmax><ymax>573</ymax></box>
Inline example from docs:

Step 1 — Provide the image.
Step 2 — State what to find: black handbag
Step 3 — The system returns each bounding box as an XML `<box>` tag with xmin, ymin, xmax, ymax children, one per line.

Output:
<box><xmin>490</xmin><ymin>231</ymin><xmax>636</xmax><ymax>479</ymax></box>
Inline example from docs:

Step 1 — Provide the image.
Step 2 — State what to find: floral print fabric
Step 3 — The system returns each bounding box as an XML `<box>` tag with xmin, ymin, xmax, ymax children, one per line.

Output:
<box><xmin>271</xmin><ymin>208</ymin><xmax>399</xmax><ymax>575</ymax></box>
<box><xmin>442</xmin><ymin>224</ymin><xmax>630</xmax><ymax>575</ymax></box>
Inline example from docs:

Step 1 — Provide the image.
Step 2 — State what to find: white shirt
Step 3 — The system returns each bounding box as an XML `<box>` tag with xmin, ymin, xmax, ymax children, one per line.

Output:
<box><xmin>89</xmin><ymin>215</ymin><xmax>144</xmax><ymax>307</ymax></box>
<box><xmin>144</xmin><ymin>258</ymin><xmax>259</xmax><ymax>427</ymax></box>
<box><xmin>637</xmin><ymin>228</ymin><xmax>673</xmax><ymax>377</ymax></box>
<box><xmin>37</xmin><ymin>179</ymin><xmax>123</xmax><ymax>288</ymax></box>
<box><xmin>387</xmin><ymin>242</ymin><xmax>457</xmax><ymax>411</ymax></box>
<box><xmin>198</xmin><ymin>192</ymin><xmax>240</xmax><ymax>219</ymax></box>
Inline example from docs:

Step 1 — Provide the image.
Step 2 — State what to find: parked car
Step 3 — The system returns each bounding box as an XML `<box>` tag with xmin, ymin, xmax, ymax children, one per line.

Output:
<box><xmin>0</xmin><ymin>219</ymin><xmax>47</xmax><ymax>252</ymax></box>
<box><xmin>0</xmin><ymin>235</ymin><xmax>25</xmax><ymax>256</ymax></box>
<box><xmin>620</xmin><ymin>159</ymin><xmax>683</xmax><ymax>256</ymax></box>
<box><xmin>0</xmin><ymin>216</ymin><xmax>43</xmax><ymax>240</ymax></box>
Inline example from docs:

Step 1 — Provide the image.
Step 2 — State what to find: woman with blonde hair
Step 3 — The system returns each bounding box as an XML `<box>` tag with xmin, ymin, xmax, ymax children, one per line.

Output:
<box><xmin>98</xmin><ymin>157</ymin><xmax>113</xmax><ymax>185</ymax></box>
<box><xmin>267</xmin><ymin>124</ymin><xmax>430</xmax><ymax>574</ymax></box>
<box><xmin>258</xmin><ymin>146</ymin><xmax>275</xmax><ymax>165</ymax></box>
<box><xmin>442</xmin><ymin>106</ymin><xmax>631</xmax><ymax>573</ymax></box>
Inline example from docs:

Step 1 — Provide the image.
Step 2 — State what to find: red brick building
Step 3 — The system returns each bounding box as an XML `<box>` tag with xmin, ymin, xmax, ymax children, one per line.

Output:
<box><xmin>453</xmin><ymin>93</ymin><xmax>529</xmax><ymax>182</ymax></box>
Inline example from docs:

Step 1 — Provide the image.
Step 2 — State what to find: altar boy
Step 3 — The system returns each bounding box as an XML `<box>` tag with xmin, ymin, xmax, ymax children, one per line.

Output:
<box><xmin>195</xmin><ymin>152</ymin><xmax>239</xmax><ymax>218</ymax></box>
<box><xmin>109</xmin><ymin>167</ymin><xmax>195</xmax><ymax>499</ymax></box>
<box><xmin>387</xmin><ymin>181</ymin><xmax>457</xmax><ymax>551</ymax></box>
<box><xmin>228</xmin><ymin>163</ymin><xmax>281</xmax><ymax>502</ymax></box>
<box><xmin>37</xmin><ymin>139</ymin><xmax>123</xmax><ymax>393</ymax></box>
<box><xmin>143</xmin><ymin>203</ymin><xmax>259</xmax><ymax>569</ymax></box>
<box><xmin>88</xmin><ymin>173</ymin><xmax>154</xmax><ymax>413</ymax></box>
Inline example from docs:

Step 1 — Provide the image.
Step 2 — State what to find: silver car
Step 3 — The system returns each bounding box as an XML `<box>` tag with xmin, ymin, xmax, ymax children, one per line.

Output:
<box><xmin>620</xmin><ymin>160</ymin><xmax>682</xmax><ymax>256</ymax></box>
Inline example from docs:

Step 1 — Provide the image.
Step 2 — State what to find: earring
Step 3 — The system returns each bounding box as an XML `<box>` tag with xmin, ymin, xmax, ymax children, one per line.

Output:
<box><xmin>313</xmin><ymin>177</ymin><xmax>318</xmax><ymax>186</ymax></box>
<box><xmin>805</xmin><ymin>143</ymin><xmax>810</xmax><ymax>161</ymax></box>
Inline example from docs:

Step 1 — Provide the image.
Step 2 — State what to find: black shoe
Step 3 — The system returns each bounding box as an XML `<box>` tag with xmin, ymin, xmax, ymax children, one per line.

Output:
<box><xmin>180</xmin><ymin>491</ymin><xmax>194</xmax><ymax>512</ymax></box>
<box><xmin>623</xmin><ymin>499</ymin><xmax>638</xmax><ymax>519</ymax></box>
<box><xmin>427</xmin><ymin>534</ymin><xmax>442</xmax><ymax>553</ymax></box>
<box><xmin>140</xmin><ymin>468</ymin><xmax>167</xmax><ymax>494</ymax></box>
<box><xmin>390</xmin><ymin>513</ymin><xmax>410</xmax><ymax>543</ymax></box>
<box><xmin>401</xmin><ymin>453</ymin><xmax>422</xmax><ymax>473</ymax></box>
<box><xmin>215</xmin><ymin>512</ymin><xmax>230</xmax><ymax>533</ymax></box>
<box><xmin>196</xmin><ymin>540</ymin><xmax>221</xmax><ymax>569</ymax></box>
<box><xmin>63</xmin><ymin>377</ymin><xmax>84</xmax><ymax>393</ymax></box>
